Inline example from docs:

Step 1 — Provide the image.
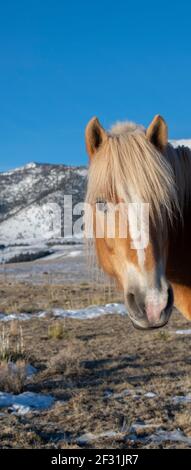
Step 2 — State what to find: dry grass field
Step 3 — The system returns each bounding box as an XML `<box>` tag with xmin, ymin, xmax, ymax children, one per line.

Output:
<box><xmin>0</xmin><ymin>277</ymin><xmax>191</xmax><ymax>449</ymax></box>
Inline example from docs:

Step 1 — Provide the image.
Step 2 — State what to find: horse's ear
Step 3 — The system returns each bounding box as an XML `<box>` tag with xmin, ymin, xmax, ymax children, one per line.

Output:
<box><xmin>146</xmin><ymin>115</ymin><xmax>168</xmax><ymax>151</ymax></box>
<box><xmin>85</xmin><ymin>117</ymin><xmax>107</xmax><ymax>159</ymax></box>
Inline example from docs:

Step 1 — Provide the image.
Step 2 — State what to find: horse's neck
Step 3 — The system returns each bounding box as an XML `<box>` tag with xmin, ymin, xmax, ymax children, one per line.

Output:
<box><xmin>167</xmin><ymin>206</ymin><xmax>191</xmax><ymax>283</ymax></box>
<box><xmin>167</xmin><ymin>203</ymin><xmax>191</xmax><ymax>320</ymax></box>
<box><xmin>167</xmin><ymin>149</ymin><xmax>191</xmax><ymax>320</ymax></box>
<box><xmin>166</xmin><ymin>144</ymin><xmax>191</xmax><ymax>282</ymax></box>
<box><xmin>166</xmin><ymin>145</ymin><xmax>191</xmax><ymax>319</ymax></box>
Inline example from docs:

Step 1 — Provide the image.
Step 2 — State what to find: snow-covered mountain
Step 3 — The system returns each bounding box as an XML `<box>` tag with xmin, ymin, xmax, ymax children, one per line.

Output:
<box><xmin>0</xmin><ymin>162</ymin><xmax>87</xmax><ymax>247</ymax></box>
<box><xmin>170</xmin><ymin>139</ymin><xmax>191</xmax><ymax>149</ymax></box>
<box><xmin>0</xmin><ymin>138</ymin><xmax>191</xmax><ymax>259</ymax></box>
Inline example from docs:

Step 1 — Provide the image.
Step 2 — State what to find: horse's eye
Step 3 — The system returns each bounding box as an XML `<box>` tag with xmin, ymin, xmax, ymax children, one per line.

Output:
<box><xmin>96</xmin><ymin>199</ymin><xmax>108</xmax><ymax>213</ymax></box>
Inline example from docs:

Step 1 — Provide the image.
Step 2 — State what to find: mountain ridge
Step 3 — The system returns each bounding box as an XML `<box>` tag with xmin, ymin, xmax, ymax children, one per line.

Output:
<box><xmin>0</xmin><ymin>161</ymin><xmax>87</xmax><ymax>244</ymax></box>
<box><xmin>0</xmin><ymin>137</ymin><xmax>191</xmax><ymax>245</ymax></box>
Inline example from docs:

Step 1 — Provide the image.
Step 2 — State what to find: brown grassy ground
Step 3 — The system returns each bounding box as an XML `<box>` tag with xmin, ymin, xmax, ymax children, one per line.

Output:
<box><xmin>0</xmin><ymin>297</ymin><xmax>191</xmax><ymax>449</ymax></box>
<box><xmin>0</xmin><ymin>280</ymin><xmax>121</xmax><ymax>313</ymax></box>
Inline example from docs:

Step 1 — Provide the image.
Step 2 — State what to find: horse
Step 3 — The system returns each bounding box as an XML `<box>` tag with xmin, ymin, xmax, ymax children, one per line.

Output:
<box><xmin>84</xmin><ymin>114</ymin><xmax>191</xmax><ymax>330</ymax></box>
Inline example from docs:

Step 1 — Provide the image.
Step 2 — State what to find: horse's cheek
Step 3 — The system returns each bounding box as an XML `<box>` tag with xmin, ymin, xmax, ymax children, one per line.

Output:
<box><xmin>95</xmin><ymin>239</ymin><xmax>115</xmax><ymax>277</ymax></box>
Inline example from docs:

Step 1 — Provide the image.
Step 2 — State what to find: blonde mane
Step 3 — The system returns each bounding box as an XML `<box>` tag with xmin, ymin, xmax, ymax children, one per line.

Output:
<box><xmin>86</xmin><ymin>121</ymin><xmax>191</xmax><ymax>226</ymax></box>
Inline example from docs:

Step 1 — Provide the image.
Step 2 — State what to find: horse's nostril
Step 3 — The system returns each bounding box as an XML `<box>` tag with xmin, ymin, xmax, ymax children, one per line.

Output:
<box><xmin>126</xmin><ymin>292</ymin><xmax>146</xmax><ymax>320</ymax></box>
<box><xmin>127</xmin><ymin>293</ymin><xmax>135</xmax><ymax>309</ymax></box>
<box><xmin>165</xmin><ymin>285</ymin><xmax>174</xmax><ymax>312</ymax></box>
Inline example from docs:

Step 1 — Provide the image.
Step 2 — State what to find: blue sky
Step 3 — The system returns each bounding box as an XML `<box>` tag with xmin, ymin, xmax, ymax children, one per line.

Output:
<box><xmin>0</xmin><ymin>0</ymin><xmax>191</xmax><ymax>171</ymax></box>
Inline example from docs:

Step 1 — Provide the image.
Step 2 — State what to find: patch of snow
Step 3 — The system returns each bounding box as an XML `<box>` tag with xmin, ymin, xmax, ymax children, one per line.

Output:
<box><xmin>37</xmin><ymin>311</ymin><xmax>49</xmax><ymax>318</ymax></box>
<box><xmin>1</xmin><ymin>162</ymin><xmax>38</xmax><ymax>176</ymax></box>
<box><xmin>0</xmin><ymin>203</ymin><xmax>62</xmax><ymax>245</ymax></box>
<box><xmin>172</xmin><ymin>395</ymin><xmax>191</xmax><ymax>404</ymax></box>
<box><xmin>149</xmin><ymin>429</ymin><xmax>191</xmax><ymax>445</ymax></box>
<box><xmin>66</xmin><ymin>250</ymin><xmax>82</xmax><ymax>258</ymax></box>
<box><xmin>131</xmin><ymin>422</ymin><xmax>162</xmax><ymax>430</ymax></box>
<box><xmin>77</xmin><ymin>427</ymin><xmax>191</xmax><ymax>446</ymax></box>
<box><xmin>0</xmin><ymin>161</ymin><xmax>87</xmax><ymax>246</ymax></box>
<box><xmin>144</xmin><ymin>392</ymin><xmax>157</xmax><ymax>398</ymax></box>
<box><xmin>11</xmin><ymin>404</ymin><xmax>32</xmax><ymax>415</ymax></box>
<box><xmin>0</xmin><ymin>303</ymin><xmax>127</xmax><ymax>322</ymax></box>
<box><xmin>24</xmin><ymin>162</ymin><xmax>38</xmax><ymax>170</ymax></box>
<box><xmin>104</xmin><ymin>388</ymin><xmax>156</xmax><ymax>400</ymax></box>
<box><xmin>126</xmin><ymin>427</ymin><xmax>191</xmax><ymax>445</ymax></box>
<box><xmin>0</xmin><ymin>311</ymin><xmax>48</xmax><ymax>322</ymax></box>
<box><xmin>175</xmin><ymin>329</ymin><xmax>191</xmax><ymax>335</ymax></box>
<box><xmin>0</xmin><ymin>391</ymin><xmax>54</xmax><ymax>415</ymax></box>
<box><xmin>43</xmin><ymin>248</ymin><xmax>83</xmax><ymax>261</ymax></box>
<box><xmin>104</xmin><ymin>389</ymin><xmax>133</xmax><ymax>399</ymax></box>
<box><xmin>77</xmin><ymin>431</ymin><xmax>120</xmax><ymax>445</ymax></box>
<box><xmin>0</xmin><ymin>243</ymin><xmax>53</xmax><ymax>264</ymax></box>
<box><xmin>52</xmin><ymin>303</ymin><xmax>127</xmax><ymax>320</ymax></box>
<box><xmin>171</xmin><ymin>139</ymin><xmax>191</xmax><ymax>149</ymax></box>
<box><xmin>0</xmin><ymin>313</ymin><xmax>32</xmax><ymax>322</ymax></box>
<box><xmin>75</xmin><ymin>168</ymin><xmax>88</xmax><ymax>177</ymax></box>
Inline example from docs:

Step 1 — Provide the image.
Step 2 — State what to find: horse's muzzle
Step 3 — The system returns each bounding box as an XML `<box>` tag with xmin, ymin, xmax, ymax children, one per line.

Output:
<box><xmin>126</xmin><ymin>285</ymin><xmax>174</xmax><ymax>330</ymax></box>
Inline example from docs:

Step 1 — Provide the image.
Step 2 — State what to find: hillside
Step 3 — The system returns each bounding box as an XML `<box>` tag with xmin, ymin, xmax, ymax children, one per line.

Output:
<box><xmin>0</xmin><ymin>162</ymin><xmax>87</xmax><ymax>246</ymax></box>
<box><xmin>0</xmin><ymin>138</ymin><xmax>191</xmax><ymax>262</ymax></box>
